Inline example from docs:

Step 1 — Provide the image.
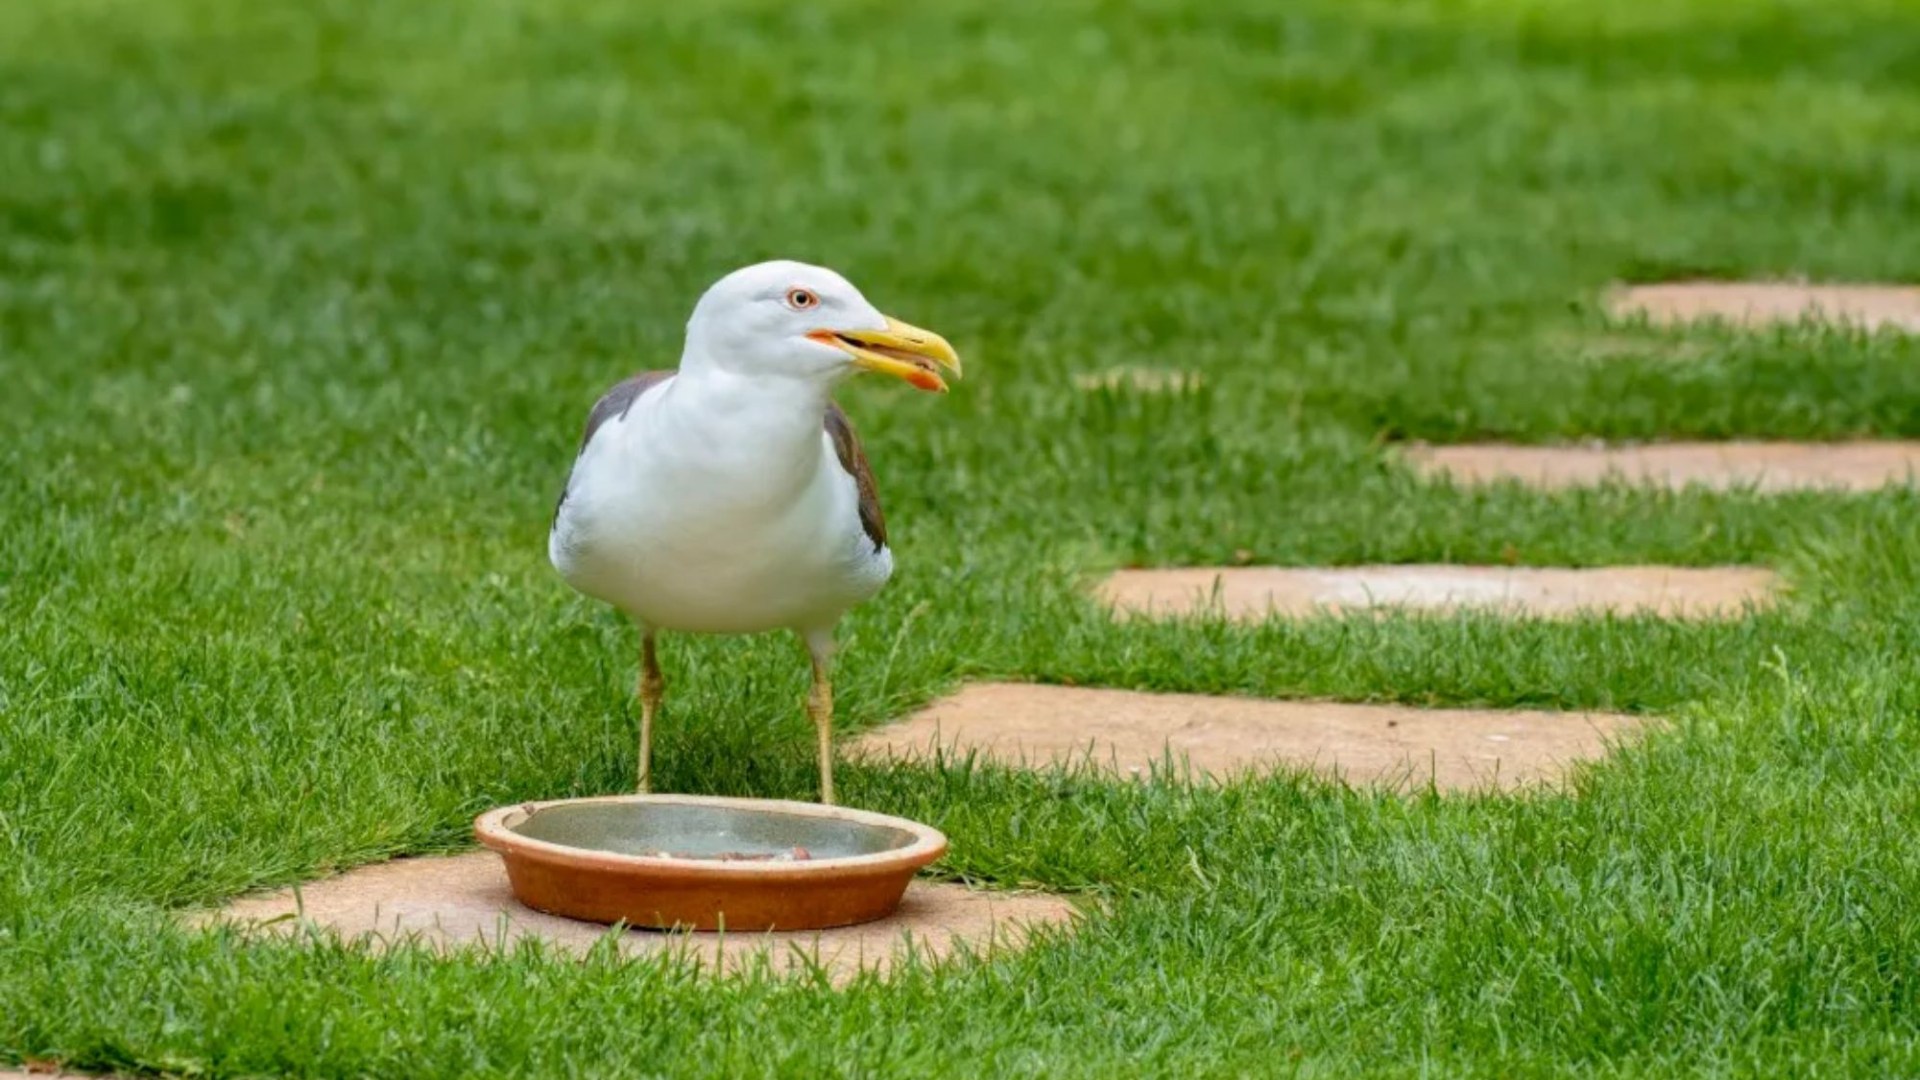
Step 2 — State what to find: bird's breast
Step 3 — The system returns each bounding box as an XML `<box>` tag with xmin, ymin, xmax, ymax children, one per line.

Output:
<box><xmin>551</xmin><ymin>415</ymin><xmax>889</xmax><ymax>633</ymax></box>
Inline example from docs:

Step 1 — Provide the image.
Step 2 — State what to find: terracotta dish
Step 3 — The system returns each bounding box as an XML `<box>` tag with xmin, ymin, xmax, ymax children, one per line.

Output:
<box><xmin>474</xmin><ymin>794</ymin><xmax>947</xmax><ymax>931</ymax></box>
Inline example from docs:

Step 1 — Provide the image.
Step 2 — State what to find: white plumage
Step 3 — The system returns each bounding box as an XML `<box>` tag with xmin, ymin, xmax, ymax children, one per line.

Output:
<box><xmin>549</xmin><ymin>361</ymin><xmax>893</xmax><ymax>639</ymax></box>
<box><xmin>549</xmin><ymin>261</ymin><xmax>960</xmax><ymax>803</ymax></box>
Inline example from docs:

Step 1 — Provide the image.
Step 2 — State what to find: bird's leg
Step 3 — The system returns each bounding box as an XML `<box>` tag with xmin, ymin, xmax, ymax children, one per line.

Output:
<box><xmin>805</xmin><ymin>633</ymin><xmax>836</xmax><ymax>805</ymax></box>
<box><xmin>637</xmin><ymin>630</ymin><xmax>663</xmax><ymax>793</ymax></box>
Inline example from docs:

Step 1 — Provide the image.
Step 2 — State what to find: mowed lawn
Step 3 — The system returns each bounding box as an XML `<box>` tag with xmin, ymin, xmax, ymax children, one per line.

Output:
<box><xmin>5</xmin><ymin>0</ymin><xmax>1920</xmax><ymax>1074</ymax></box>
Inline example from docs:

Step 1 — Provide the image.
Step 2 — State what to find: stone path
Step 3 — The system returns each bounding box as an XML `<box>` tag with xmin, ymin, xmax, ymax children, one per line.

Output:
<box><xmin>1072</xmin><ymin>367</ymin><xmax>1204</xmax><ymax>393</ymax></box>
<box><xmin>1418</xmin><ymin>281</ymin><xmax>1920</xmax><ymax>494</ymax></box>
<box><xmin>1610</xmin><ymin>282</ymin><xmax>1920</xmax><ymax>332</ymax></box>
<box><xmin>1408</xmin><ymin>440</ymin><xmax>1920</xmax><ymax>493</ymax></box>
<box><xmin>1096</xmin><ymin>565</ymin><xmax>1777</xmax><ymax>621</ymax></box>
<box><xmin>853</xmin><ymin>683</ymin><xmax>1646</xmax><ymax>792</ymax></box>
<box><xmin>198</xmin><ymin>852</ymin><xmax>1074</xmax><ymax>985</ymax></box>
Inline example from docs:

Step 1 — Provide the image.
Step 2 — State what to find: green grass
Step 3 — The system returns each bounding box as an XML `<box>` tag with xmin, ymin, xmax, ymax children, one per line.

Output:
<box><xmin>5</xmin><ymin>0</ymin><xmax>1920</xmax><ymax>1074</ymax></box>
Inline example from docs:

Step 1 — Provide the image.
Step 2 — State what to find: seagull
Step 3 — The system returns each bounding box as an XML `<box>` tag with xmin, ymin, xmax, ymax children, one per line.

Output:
<box><xmin>548</xmin><ymin>261</ymin><xmax>961</xmax><ymax>804</ymax></box>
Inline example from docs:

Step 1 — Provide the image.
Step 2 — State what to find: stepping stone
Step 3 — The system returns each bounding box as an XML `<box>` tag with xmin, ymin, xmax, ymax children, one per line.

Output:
<box><xmin>198</xmin><ymin>852</ymin><xmax>1073</xmax><ymax>984</ymax></box>
<box><xmin>1095</xmin><ymin>565</ymin><xmax>1777</xmax><ymax>620</ymax></box>
<box><xmin>1610</xmin><ymin>282</ymin><xmax>1920</xmax><ymax>332</ymax></box>
<box><xmin>853</xmin><ymin>683</ymin><xmax>1645</xmax><ymax>792</ymax></box>
<box><xmin>1409</xmin><ymin>441</ymin><xmax>1920</xmax><ymax>493</ymax></box>
<box><xmin>1072</xmin><ymin>367</ymin><xmax>1205</xmax><ymax>393</ymax></box>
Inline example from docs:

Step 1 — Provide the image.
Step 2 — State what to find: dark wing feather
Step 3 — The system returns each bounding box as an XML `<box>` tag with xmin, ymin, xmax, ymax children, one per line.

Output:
<box><xmin>554</xmin><ymin>370</ymin><xmax>673</xmax><ymax>522</ymax></box>
<box><xmin>578</xmin><ymin>370</ymin><xmax>674</xmax><ymax>453</ymax></box>
<box><xmin>824</xmin><ymin>402</ymin><xmax>886</xmax><ymax>552</ymax></box>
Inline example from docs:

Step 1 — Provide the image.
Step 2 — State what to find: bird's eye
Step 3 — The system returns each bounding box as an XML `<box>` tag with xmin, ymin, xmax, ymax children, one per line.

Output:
<box><xmin>785</xmin><ymin>288</ymin><xmax>819</xmax><ymax>311</ymax></box>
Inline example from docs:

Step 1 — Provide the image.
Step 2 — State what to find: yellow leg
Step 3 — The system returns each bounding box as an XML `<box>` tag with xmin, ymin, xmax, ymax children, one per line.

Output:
<box><xmin>807</xmin><ymin>653</ymin><xmax>835</xmax><ymax>805</ymax></box>
<box><xmin>638</xmin><ymin>632</ymin><xmax>663</xmax><ymax>793</ymax></box>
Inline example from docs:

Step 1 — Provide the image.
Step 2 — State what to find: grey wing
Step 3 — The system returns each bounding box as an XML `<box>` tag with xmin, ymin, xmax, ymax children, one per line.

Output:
<box><xmin>554</xmin><ymin>370</ymin><xmax>673</xmax><ymax>523</ymax></box>
<box><xmin>824</xmin><ymin>402</ymin><xmax>886</xmax><ymax>553</ymax></box>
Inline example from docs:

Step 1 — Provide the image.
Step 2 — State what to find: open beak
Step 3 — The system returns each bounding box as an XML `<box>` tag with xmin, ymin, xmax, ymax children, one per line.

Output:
<box><xmin>808</xmin><ymin>316</ymin><xmax>962</xmax><ymax>393</ymax></box>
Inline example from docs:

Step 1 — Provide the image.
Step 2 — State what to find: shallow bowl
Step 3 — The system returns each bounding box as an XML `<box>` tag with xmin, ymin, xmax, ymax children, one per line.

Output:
<box><xmin>474</xmin><ymin>794</ymin><xmax>948</xmax><ymax>931</ymax></box>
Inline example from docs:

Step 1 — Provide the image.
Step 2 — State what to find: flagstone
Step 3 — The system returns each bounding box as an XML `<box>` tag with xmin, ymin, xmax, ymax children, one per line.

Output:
<box><xmin>200</xmin><ymin>852</ymin><xmax>1074</xmax><ymax>984</ymax></box>
<box><xmin>1610</xmin><ymin>282</ymin><xmax>1920</xmax><ymax>332</ymax></box>
<box><xmin>1408</xmin><ymin>440</ymin><xmax>1920</xmax><ymax>493</ymax></box>
<box><xmin>1071</xmin><ymin>367</ymin><xmax>1205</xmax><ymax>392</ymax></box>
<box><xmin>1095</xmin><ymin>565</ymin><xmax>1777</xmax><ymax>620</ymax></box>
<box><xmin>853</xmin><ymin>683</ymin><xmax>1647</xmax><ymax>792</ymax></box>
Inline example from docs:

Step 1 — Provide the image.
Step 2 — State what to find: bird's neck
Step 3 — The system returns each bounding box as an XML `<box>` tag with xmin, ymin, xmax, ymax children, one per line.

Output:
<box><xmin>662</xmin><ymin>365</ymin><xmax>835</xmax><ymax>471</ymax></box>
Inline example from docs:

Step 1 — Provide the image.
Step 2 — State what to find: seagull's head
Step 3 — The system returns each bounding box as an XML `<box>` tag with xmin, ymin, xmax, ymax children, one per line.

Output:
<box><xmin>681</xmin><ymin>260</ymin><xmax>962</xmax><ymax>393</ymax></box>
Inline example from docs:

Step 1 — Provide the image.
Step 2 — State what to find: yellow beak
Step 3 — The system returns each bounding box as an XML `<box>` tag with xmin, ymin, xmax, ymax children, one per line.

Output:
<box><xmin>808</xmin><ymin>316</ymin><xmax>962</xmax><ymax>393</ymax></box>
